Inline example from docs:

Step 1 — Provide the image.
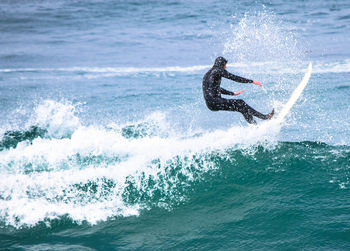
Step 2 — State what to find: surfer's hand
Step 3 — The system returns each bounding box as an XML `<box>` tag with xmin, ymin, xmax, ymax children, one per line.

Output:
<box><xmin>253</xmin><ymin>80</ymin><xmax>262</xmax><ymax>87</ymax></box>
<box><xmin>234</xmin><ymin>90</ymin><xmax>245</xmax><ymax>96</ymax></box>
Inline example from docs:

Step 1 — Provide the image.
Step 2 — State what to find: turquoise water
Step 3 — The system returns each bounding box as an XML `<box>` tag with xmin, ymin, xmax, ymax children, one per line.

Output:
<box><xmin>1</xmin><ymin>0</ymin><xmax>350</xmax><ymax>250</ymax></box>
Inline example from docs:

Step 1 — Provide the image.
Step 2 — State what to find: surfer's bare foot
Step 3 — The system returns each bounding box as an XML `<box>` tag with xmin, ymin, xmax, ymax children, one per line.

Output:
<box><xmin>268</xmin><ymin>109</ymin><xmax>275</xmax><ymax>119</ymax></box>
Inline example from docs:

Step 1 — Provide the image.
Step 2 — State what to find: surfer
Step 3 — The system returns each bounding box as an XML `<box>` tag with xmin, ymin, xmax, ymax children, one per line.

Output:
<box><xmin>202</xmin><ymin>56</ymin><xmax>274</xmax><ymax>124</ymax></box>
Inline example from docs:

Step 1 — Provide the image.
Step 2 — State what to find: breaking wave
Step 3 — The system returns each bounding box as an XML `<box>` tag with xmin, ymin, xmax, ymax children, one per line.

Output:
<box><xmin>0</xmin><ymin>101</ymin><xmax>349</xmax><ymax>229</ymax></box>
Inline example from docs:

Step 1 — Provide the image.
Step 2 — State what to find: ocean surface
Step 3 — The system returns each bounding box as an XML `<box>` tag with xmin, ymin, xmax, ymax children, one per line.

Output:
<box><xmin>1</xmin><ymin>0</ymin><xmax>350</xmax><ymax>250</ymax></box>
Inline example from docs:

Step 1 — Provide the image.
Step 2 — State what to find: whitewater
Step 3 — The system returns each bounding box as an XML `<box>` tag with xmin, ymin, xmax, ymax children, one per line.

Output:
<box><xmin>0</xmin><ymin>99</ymin><xmax>282</xmax><ymax>228</ymax></box>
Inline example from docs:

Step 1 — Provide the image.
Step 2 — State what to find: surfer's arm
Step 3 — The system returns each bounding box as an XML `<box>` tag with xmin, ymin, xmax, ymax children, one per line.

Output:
<box><xmin>222</xmin><ymin>69</ymin><xmax>253</xmax><ymax>84</ymax></box>
<box><xmin>220</xmin><ymin>88</ymin><xmax>245</xmax><ymax>96</ymax></box>
<box><xmin>220</xmin><ymin>88</ymin><xmax>235</xmax><ymax>96</ymax></box>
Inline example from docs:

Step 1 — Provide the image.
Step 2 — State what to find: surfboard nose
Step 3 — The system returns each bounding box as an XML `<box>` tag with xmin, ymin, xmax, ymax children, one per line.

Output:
<box><xmin>275</xmin><ymin>62</ymin><xmax>312</xmax><ymax>123</ymax></box>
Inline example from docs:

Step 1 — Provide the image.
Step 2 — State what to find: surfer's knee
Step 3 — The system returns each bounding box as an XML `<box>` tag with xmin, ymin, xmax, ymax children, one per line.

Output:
<box><xmin>233</xmin><ymin>99</ymin><xmax>248</xmax><ymax>112</ymax></box>
<box><xmin>235</xmin><ymin>99</ymin><xmax>246</xmax><ymax>107</ymax></box>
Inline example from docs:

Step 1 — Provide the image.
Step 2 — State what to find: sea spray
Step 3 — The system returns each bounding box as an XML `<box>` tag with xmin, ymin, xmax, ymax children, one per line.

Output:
<box><xmin>0</xmin><ymin>100</ymin><xmax>281</xmax><ymax>228</ymax></box>
<box><xmin>30</xmin><ymin>100</ymin><xmax>81</xmax><ymax>139</ymax></box>
<box><xmin>222</xmin><ymin>10</ymin><xmax>304</xmax><ymax>66</ymax></box>
<box><xmin>221</xmin><ymin>9</ymin><xmax>307</xmax><ymax>115</ymax></box>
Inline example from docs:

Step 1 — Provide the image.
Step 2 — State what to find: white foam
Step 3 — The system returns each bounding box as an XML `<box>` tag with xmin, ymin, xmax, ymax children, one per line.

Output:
<box><xmin>28</xmin><ymin>100</ymin><xmax>81</xmax><ymax>138</ymax></box>
<box><xmin>0</xmin><ymin>100</ymin><xmax>281</xmax><ymax>228</ymax></box>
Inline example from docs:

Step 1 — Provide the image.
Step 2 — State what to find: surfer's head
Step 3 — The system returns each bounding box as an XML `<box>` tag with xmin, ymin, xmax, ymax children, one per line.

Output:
<box><xmin>214</xmin><ymin>56</ymin><xmax>227</xmax><ymax>68</ymax></box>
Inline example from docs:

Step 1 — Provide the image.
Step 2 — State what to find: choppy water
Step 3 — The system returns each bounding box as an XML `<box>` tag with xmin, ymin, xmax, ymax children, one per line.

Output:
<box><xmin>1</xmin><ymin>0</ymin><xmax>350</xmax><ymax>250</ymax></box>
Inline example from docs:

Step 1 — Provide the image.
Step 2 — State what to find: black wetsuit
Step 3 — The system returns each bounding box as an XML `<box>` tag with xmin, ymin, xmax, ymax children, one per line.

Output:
<box><xmin>202</xmin><ymin>57</ymin><xmax>270</xmax><ymax>124</ymax></box>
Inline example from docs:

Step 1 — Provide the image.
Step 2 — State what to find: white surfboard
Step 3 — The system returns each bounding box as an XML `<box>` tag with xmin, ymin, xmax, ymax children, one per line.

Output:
<box><xmin>275</xmin><ymin>62</ymin><xmax>312</xmax><ymax>123</ymax></box>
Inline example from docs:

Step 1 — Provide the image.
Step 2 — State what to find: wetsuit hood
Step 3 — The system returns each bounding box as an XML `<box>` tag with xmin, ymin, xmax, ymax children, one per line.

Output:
<box><xmin>213</xmin><ymin>56</ymin><xmax>227</xmax><ymax>68</ymax></box>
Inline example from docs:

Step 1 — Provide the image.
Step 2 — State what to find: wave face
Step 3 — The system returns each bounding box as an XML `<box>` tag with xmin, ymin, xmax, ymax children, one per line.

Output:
<box><xmin>1</xmin><ymin>108</ymin><xmax>350</xmax><ymax>250</ymax></box>
<box><xmin>0</xmin><ymin>101</ymin><xmax>278</xmax><ymax>227</ymax></box>
<box><xmin>0</xmin><ymin>101</ymin><xmax>349</xmax><ymax>232</ymax></box>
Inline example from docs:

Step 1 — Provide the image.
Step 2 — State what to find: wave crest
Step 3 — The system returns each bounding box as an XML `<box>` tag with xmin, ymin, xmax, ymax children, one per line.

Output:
<box><xmin>1</xmin><ymin>101</ymin><xmax>349</xmax><ymax>229</ymax></box>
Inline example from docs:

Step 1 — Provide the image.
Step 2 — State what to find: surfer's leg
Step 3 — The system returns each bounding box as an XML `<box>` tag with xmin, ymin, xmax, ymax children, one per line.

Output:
<box><xmin>215</xmin><ymin>98</ymin><xmax>256</xmax><ymax>124</ymax></box>
<box><xmin>212</xmin><ymin>98</ymin><xmax>272</xmax><ymax>124</ymax></box>
<box><xmin>233</xmin><ymin>99</ymin><xmax>270</xmax><ymax>120</ymax></box>
<box><xmin>231</xmin><ymin>99</ymin><xmax>258</xmax><ymax>124</ymax></box>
